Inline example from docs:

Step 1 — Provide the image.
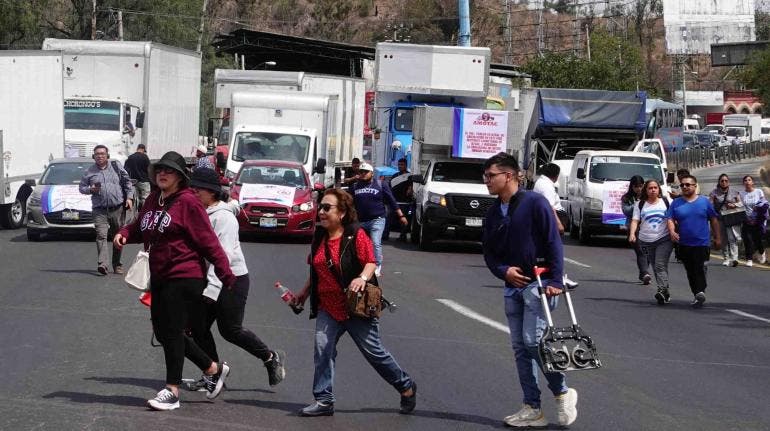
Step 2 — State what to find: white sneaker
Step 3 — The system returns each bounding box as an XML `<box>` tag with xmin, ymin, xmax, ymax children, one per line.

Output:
<box><xmin>746</xmin><ymin>260</ymin><xmax>753</xmax><ymax>267</ymax></box>
<box><xmin>147</xmin><ymin>388</ymin><xmax>180</xmax><ymax>411</ymax></box>
<box><xmin>503</xmin><ymin>404</ymin><xmax>547</xmax><ymax>428</ymax></box>
<box><xmin>760</xmin><ymin>252</ymin><xmax>767</xmax><ymax>264</ymax></box>
<box><xmin>722</xmin><ymin>259</ymin><xmax>731</xmax><ymax>267</ymax></box>
<box><xmin>555</xmin><ymin>388</ymin><xmax>578</xmax><ymax>426</ymax></box>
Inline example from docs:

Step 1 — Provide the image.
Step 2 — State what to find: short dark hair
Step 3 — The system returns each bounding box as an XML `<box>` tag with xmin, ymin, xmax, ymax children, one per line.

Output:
<box><xmin>137</xmin><ymin>143</ymin><xmax>146</xmax><ymax>150</ymax></box>
<box><xmin>680</xmin><ymin>174</ymin><xmax>697</xmax><ymax>184</ymax></box>
<box><xmin>539</xmin><ymin>163</ymin><xmax>560</xmax><ymax>179</ymax></box>
<box><xmin>676</xmin><ymin>168</ymin><xmax>690</xmax><ymax>177</ymax></box>
<box><xmin>93</xmin><ymin>145</ymin><xmax>109</xmax><ymax>154</ymax></box>
<box><xmin>398</xmin><ymin>158</ymin><xmax>407</xmax><ymax>164</ymax></box>
<box><xmin>483</xmin><ymin>152</ymin><xmax>519</xmax><ymax>172</ymax></box>
<box><xmin>323</xmin><ymin>188</ymin><xmax>357</xmax><ymax>225</ymax></box>
<box><xmin>352</xmin><ymin>157</ymin><xmax>360</xmax><ymax>164</ymax></box>
<box><xmin>743</xmin><ymin>175</ymin><xmax>754</xmax><ymax>182</ymax></box>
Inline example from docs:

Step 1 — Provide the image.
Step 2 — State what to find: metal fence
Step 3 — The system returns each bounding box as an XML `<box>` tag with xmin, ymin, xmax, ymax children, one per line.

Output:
<box><xmin>669</xmin><ymin>141</ymin><xmax>770</xmax><ymax>171</ymax></box>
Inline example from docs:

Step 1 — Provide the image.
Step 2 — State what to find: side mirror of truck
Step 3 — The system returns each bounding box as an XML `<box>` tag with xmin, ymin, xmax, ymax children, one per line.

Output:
<box><xmin>207</xmin><ymin>119</ymin><xmax>214</xmax><ymax>138</ymax></box>
<box><xmin>135</xmin><ymin>111</ymin><xmax>145</xmax><ymax>128</ymax></box>
<box><xmin>313</xmin><ymin>182</ymin><xmax>325</xmax><ymax>192</ymax></box>
<box><xmin>314</xmin><ymin>158</ymin><xmax>327</xmax><ymax>174</ymax></box>
<box><xmin>409</xmin><ymin>174</ymin><xmax>424</xmax><ymax>184</ymax></box>
<box><xmin>576</xmin><ymin>168</ymin><xmax>585</xmax><ymax>180</ymax></box>
<box><xmin>667</xmin><ymin>172</ymin><xmax>675</xmax><ymax>184</ymax></box>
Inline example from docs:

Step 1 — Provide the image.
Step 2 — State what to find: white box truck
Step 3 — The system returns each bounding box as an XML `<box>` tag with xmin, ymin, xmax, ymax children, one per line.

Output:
<box><xmin>372</xmin><ymin>43</ymin><xmax>490</xmax><ymax>170</ymax></box>
<box><xmin>212</xmin><ymin>70</ymin><xmax>364</xmax><ymax>177</ymax></box>
<box><xmin>723</xmin><ymin>113</ymin><xmax>761</xmax><ymax>144</ymax></box>
<box><xmin>0</xmin><ymin>51</ymin><xmax>65</xmax><ymax>229</ymax></box>
<box><xmin>42</xmin><ymin>39</ymin><xmax>201</xmax><ymax>161</ymax></box>
<box><xmin>225</xmin><ymin>91</ymin><xmax>339</xmax><ymax>186</ymax></box>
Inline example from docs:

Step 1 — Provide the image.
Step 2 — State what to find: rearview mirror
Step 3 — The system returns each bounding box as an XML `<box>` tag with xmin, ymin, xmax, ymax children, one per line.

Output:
<box><xmin>135</xmin><ymin>111</ymin><xmax>145</xmax><ymax>128</ymax></box>
<box><xmin>207</xmin><ymin>119</ymin><xmax>214</xmax><ymax>138</ymax></box>
<box><xmin>409</xmin><ymin>174</ymin><xmax>424</xmax><ymax>184</ymax></box>
<box><xmin>314</xmin><ymin>182</ymin><xmax>325</xmax><ymax>191</ymax></box>
<box><xmin>576</xmin><ymin>168</ymin><xmax>585</xmax><ymax>180</ymax></box>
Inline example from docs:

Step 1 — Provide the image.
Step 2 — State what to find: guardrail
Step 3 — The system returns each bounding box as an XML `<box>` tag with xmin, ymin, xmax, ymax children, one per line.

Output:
<box><xmin>669</xmin><ymin>141</ymin><xmax>770</xmax><ymax>171</ymax></box>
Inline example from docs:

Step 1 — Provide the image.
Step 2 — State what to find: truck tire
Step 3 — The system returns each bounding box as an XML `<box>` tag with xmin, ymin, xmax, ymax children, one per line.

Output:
<box><xmin>410</xmin><ymin>215</ymin><xmax>421</xmax><ymax>244</ymax></box>
<box><xmin>419</xmin><ymin>221</ymin><xmax>434</xmax><ymax>251</ymax></box>
<box><xmin>0</xmin><ymin>199</ymin><xmax>26</xmax><ymax>229</ymax></box>
<box><xmin>578</xmin><ymin>214</ymin><xmax>591</xmax><ymax>244</ymax></box>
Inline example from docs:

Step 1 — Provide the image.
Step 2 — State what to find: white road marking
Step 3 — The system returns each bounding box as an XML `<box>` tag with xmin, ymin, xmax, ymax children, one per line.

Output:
<box><xmin>436</xmin><ymin>299</ymin><xmax>510</xmax><ymax>334</ymax></box>
<box><xmin>564</xmin><ymin>257</ymin><xmax>591</xmax><ymax>268</ymax></box>
<box><xmin>725</xmin><ymin>309</ymin><xmax>770</xmax><ymax>324</ymax></box>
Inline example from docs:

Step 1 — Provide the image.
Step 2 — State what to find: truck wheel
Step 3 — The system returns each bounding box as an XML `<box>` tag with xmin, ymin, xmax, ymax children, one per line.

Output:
<box><xmin>419</xmin><ymin>222</ymin><xmax>434</xmax><ymax>251</ymax></box>
<box><xmin>0</xmin><ymin>199</ymin><xmax>26</xmax><ymax>229</ymax></box>
<box><xmin>26</xmin><ymin>230</ymin><xmax>41</xmax><ymax>242</ymax></box>
<box><xmin>578</xmin><ymin>215</ymin><xmax>591</xmax><ymax>244</ymax></box>
<box><xmin>410</xmin><ymin>216</ymin><xmax>420</xmax><ymax>244</ymax></box>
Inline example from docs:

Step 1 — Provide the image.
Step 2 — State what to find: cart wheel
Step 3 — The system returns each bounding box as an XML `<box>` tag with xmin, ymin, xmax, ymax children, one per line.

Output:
<box><xmin>571</xmin><ymin>346</ymin><xmax>592</xmax><ymax>368</ymax></box>
<box><xmin>551</xmin><ymin>349</ymin><xmax>571</xmax><ymax>371</ymax></box>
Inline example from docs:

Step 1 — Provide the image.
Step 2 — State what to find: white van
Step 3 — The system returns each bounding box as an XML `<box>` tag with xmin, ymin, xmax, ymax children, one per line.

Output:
<box><xmin>634</xmin><ymin>138</ymin><xmax>667</xmax><ymax>176</ymax></box>
<box><xmin>567</xmin><ymin>150</ymin><xmax>668</xmax><ymax>243</ymax></box>
<box><xmin>683</xmin><ymin>118</ymin><xmax>700</xmax><ymax>131</ymax></box>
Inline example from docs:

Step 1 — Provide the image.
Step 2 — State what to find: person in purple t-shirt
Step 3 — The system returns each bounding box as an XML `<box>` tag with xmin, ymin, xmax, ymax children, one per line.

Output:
<box><xmin>351</xmin><ymin>162</ymin><xmax>407</xmax><ymax>276</ymax></box>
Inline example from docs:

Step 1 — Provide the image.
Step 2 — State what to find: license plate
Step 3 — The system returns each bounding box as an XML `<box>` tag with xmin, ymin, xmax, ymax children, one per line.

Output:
<box><xmin>466</xmin><ymin>217</ymin><xmax>483</xmax><ymax>227</ymax></box>
<box><xmin>62</xmin><ymin>211</ymin><xmax>80</xmax><ymax>221</ymax></box>
<box><xmin>260</xmin><ymin>217</ymin><xmax>277</xmax><ymax>228</ymax></box>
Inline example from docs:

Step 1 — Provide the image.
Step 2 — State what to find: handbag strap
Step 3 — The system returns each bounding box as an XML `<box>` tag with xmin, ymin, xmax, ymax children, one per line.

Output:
<box><xmin>147</xmin><ymin>194</ymin><xmax>178</xmax><ymax>252</ymax></box>
<box><xmin>323</xmin><ymin>235</ymin><xmax>348</xmax><ymax>293</ymax></box>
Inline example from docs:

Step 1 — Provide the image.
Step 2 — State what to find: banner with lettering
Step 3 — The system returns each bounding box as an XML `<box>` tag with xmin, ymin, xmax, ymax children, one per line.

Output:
<box><xmin>601</xmin><ymin>181</ymin><xmax>631</xmax><ymax>225</ymax></box>
<box><xmin>452</xmin><ymin>108</ymin><xmax>508</xmax><ymax>159</ymax></box>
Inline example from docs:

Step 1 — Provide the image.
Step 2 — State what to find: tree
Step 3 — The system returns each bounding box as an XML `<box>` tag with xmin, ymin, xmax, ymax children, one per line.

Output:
<box><xmin>738</xmin><ymin>47</ymin><xmax>770</xmax><ymax>108</ymax></box>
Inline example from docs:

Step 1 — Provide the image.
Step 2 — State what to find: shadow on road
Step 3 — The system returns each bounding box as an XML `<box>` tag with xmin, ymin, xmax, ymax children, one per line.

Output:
<box><xmin>40</xmin><ymin>268</ymin><xmax>102</xmax><ymax>276</ymax></box>
<box><xmin>225</xmin><ymin>398</ymin><xmax>308</xmax><ymax>414</ymax></box>
<box><xmin>42</xmin><ymin>391</ymin><xmax>145</xmax><ymax>407</ymax></box>
<box><xmin>83</xmin><ymin>376</ymin><xmax>162</xmax><ymax>390</ymax></box>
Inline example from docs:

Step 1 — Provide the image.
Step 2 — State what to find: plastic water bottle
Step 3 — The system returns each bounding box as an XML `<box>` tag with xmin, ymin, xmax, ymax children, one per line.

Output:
<box><xmin>275</xmin><ymin>282</ymin><xmax>303</xmax><ymax>314</ymax></box>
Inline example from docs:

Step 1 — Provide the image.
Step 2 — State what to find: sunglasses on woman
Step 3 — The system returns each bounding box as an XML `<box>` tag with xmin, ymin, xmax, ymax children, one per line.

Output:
<box><xmin>318</xmin><ymin>203</ymin><xmax>337</xmax><ymax>212</ymax></box>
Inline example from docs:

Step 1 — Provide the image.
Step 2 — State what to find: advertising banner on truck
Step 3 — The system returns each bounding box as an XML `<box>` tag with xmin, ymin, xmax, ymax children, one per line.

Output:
<box><xmin>452</xmin><ymin>108</ymin><xmax>508</xmax><ymax>159</ymax></box>
<box><xmin>601</xmin><ymin>181</ymin><xmax>629</xmax><ymax>225</ymax></box>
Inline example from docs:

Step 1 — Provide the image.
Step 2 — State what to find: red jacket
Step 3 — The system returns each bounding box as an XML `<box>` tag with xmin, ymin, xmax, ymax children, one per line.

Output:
<box><xmin>119</xmin><ymin>188</ymin><xmax>235</xmax><ymax>286</ymax></box>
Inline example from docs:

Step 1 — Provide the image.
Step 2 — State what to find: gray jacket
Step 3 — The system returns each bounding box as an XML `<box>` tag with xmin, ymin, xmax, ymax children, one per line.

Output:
<box><xmin>78</xmin><ymin>161</ymin><xmax>134</xmax><ymax>209</ymax></box>
<box><xmin>203</xmin><ymin>200</ymin><xmax>248</xmax><ymax>301</ymax></box>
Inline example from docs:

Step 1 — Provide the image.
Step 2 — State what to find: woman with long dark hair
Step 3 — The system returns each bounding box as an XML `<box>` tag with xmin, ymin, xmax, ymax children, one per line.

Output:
<box><xmin>291</xmin><ymin>188</ymin><xmax>416</xmax><ymax>417</ymax></box>
<box><xmin>709</xmin><ymin>173</ymin><xmax>742</xmax><ymax>267</ymax></box>
<box><xmin>621</xmin><ymin>175</ymin><xmax>650</xmax><ymax>284</ymax></box>
<box><xmin>739</xmin><ymin>175</ymin><xmax>768</xmax><ymax>266</ymax></box>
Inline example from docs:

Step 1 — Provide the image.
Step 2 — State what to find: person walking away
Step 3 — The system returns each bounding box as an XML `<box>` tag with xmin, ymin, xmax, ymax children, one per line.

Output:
<box><xmin>114</xmin><ymin>151</ymin><xmax>236</xmax><ymax>411</ymax></box>
<box><xmin>290</xmin><ymin>188</ymin><xmax>416</xmax><ymax>417</ymax></box>
<box><xmin>628</xmin><ymin>180</ymin><xmax>673</xmax><ymax>305</ymax></box>
<box><xmin>341</xmin><ymin>157</ymin><xmax>361</xmax><ymax>192</ymax></box>
<box><xmin>352</xmin><ymin>162</ymin><xmax>407</xmax><ymax>276</ymax></box>
<box><xmin>622</xmin><ymin>176</ymin><xmax>651</xmax><ymax>284</ymax></box>
<box><xmin>195</xmin><ymin>144</ymin><xmax>215</xmax><ymax>171</ymax></box>
<box><xmin>389</xmin><ymin>158</ymin><xmax>413</xmax><ymax>242</ymax></box>
<box><xmin>709</xmin><ymin>174</ymin><xmax>742</xmax><ymax>267</ymax></box>
<box><xmin>739</xmin><ymin>175</ymin><xmax>768</xmax><ymax>266</ymax></box>
<box><xmin>79</xmin><ymin>145</ymin><xmax>134</xmax><ymax>275</ymax></box>
<box><xmin>123</xmin><ymin>143</ymin><xmax>151</xmax><ymax>223</ymax></box>
<box><xmin>666</xmin><ymin>175</ymin><xmax>721</xmax><ymax>308</ymax></box>
<box><xmin>481</xmin><ymin>152</ymin><xmax>578</xmax><ymax>428</ymax></box>
<box><xmin>182</xmin><ymin>168</ymin><xmax>286</xmax><ymax>391</ymax></box>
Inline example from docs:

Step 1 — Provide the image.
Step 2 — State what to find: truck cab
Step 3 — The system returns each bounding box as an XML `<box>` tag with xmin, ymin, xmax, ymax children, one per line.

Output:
<box><xmin>63</xmin><ymin>97</ymin><xmax>141</xmax><ymax>161</ymax></box>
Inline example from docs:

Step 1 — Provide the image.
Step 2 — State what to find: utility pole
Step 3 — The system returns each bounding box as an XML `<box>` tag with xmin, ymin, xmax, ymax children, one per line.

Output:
<box><xmin>196</xmin><ymin>0</ymin><xmax>209</xmax><ymax>54</ymax></box>
<box><xmin>503</xmin><ymin>0</ymin><xmax>513</xmax><ymax>64</ymax></box>
<box><xmin>91</xmin><ymin>0</ymin><xmax>97</xmax><ymax>40</ymax></box>
<box><xmin>573</xmin><ymin>0</ymin><xmax>580</xmax><ymax>56</ymax></box>
<box><xmin>458</xmin><ymin>0</ymin><xmax>471</xmax><ymax>47</ymax></box>
<box><xmin>681</xmin><ymin>56</ymin><xmax>688</xmax><ymax>118</ymax></box>
<box><xmin>585</xmin><ymin>24</ymin><xmax>591</xmax><ymax>61</ymax></box>
<box><xmin>537</xmin><ymin>0</ymin><xmax>545</xmax><ymax>56</ymax></box>
<box><xmin>117</xmin><ymin>10</ymin><xmax>123</xmax><ymax>41</ymax></box>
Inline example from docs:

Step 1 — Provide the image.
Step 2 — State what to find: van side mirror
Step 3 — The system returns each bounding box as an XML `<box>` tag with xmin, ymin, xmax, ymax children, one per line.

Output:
<box><xmin>576</xmin><ymin>168</ymin><xmax>585</xmax><ymax>180</ymax></box>
<box><xmin>314</xmin><ymin>158</ymin><xmax>327</xmax><ymax>174</ymax></box>
<box><xmin>135</xmin><ymin>111</ymin><xmax>145</xmax><ymax>128</ymax></box>
<box><xmin>207</xmin><ymin>119</ymin><xmax>214</xmax><ymax>138</ymax></box>
<box><xmin>409</xmin><ymin>174</ymin><xmax>424</xmax><ymax>184</ymax></box>
<box><xmin>667</xmin><ymin>172</ymin><xmax>675</xmax><ymax>184</ymax></box>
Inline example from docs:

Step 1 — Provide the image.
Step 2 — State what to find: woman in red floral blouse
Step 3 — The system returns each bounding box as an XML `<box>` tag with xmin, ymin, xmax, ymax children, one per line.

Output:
<box><xmin>293</xmin><ymin>188</ymin><xmax>416</xmax><ymax>417</ymax></box>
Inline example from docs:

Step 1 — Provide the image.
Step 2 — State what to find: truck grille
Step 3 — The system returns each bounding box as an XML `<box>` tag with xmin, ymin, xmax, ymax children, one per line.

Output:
<box><xmin>44</xmin><ymin>210</ymin><xmax>94</xmax><ymax>225</ymax></box>
<box><xmin>247</xmin><ymin>206</ymin><xmax>289</xmax><ymax>215</ymax></box>
<box><xmin>446</xmin><ymin>195</ymin><xmax>496</xmax><ymax>217</ymax></box>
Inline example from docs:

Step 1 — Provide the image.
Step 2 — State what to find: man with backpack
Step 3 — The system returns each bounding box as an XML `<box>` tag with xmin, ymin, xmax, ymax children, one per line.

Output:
<box><xmin>79</xmin><ymin>145</ymin><xmax>134</xmax><ymax>275</ymax></box>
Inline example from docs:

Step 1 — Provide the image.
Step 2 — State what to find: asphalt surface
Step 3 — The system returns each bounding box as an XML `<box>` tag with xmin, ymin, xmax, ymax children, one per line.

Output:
<box><xmin>1</xmin><ymin>158</ymin><xmax>769</xmax><ymax>430</ymax></box>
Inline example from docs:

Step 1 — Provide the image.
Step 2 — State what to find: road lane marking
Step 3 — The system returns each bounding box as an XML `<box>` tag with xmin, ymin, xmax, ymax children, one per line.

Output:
<box><xmin>726</xmin><ymin>309</ymin><xmax>770</xmax><ymax>324</ymax></box>
<box><xmin>436</xmin><ymin>299</ymin><xmax>510</xmax><ymax>334</ymax></box>
<box><xmin>564</xmin><ymin>257</ymin><xmax>591</xmax><ymax>268</ymax></box>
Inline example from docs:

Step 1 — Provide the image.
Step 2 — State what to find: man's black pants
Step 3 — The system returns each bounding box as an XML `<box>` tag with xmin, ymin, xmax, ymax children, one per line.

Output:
<box><xmin>678</xmin><ymin>245</ymin><xmax>710</xmax><ymax>295</ymax></box>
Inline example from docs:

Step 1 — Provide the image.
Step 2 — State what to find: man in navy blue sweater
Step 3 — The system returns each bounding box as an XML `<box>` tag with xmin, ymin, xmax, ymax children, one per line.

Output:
<box><xmin>352</xmin><ymin>162</ymin><xmax>408</xmax><ymax>276</ymax></box>
<box><xmin>481</xmin><ymin>152</ymin><xmax>577</xmax><ymax>428</ymax></box>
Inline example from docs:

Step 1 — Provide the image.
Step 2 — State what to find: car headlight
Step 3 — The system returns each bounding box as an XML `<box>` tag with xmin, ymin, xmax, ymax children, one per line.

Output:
<box><xmin>225</xmin><ymin>169</ymin><xmax>237</xmax><ymax>179</ymax></box>
<box><xmin>292</xmin><ymin>201</ymin><xmax>314</xmax><ymax>212</ymax></box>
<box><xmin>586</xmin><ymin>197</ymin><xmax>603</xmax><ymax>211</ymax></box>
<box><xmin>428</xmin><ymin>192</ymin><xmax>446</xmax><ymax>206</ymax></box>
<box><xmin>27</xmin><ymin>194</ymin><xmax>41</xmax><ymax>207</ymax></box>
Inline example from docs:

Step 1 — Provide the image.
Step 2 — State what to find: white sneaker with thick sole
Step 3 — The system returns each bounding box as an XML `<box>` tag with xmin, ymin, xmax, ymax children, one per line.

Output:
<box><xmin>746</xmin><ymin>260</ymin><xmax>754</xmax><ymax>267</ymax></box>
<box><xmin>759</xmin><ymin>252</ymin><xmax>767</xmax><ymax>264</ymax></box>
<box><xmin>503</xmin><ymin>404</ymin><xmax>547</xmax><ymax>428</ymax></box>
<box><xmin>555</xmin><ymin>388</ymin><xmax>578</xmax><ymax>426</ymax></box>
<box><xmin>147</xmin><ymin>388</ymin><xmax>180</xmax><ymax>411</ymax></box>
<box><xmin>722</xmin><ymin>260</ymin><xmax>731</xmax><ymax>267</ymax></box>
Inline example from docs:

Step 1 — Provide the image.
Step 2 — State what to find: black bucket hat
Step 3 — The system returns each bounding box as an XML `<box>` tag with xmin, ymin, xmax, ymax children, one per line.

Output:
<box><xmin>148</xmin><ymin>151</ymin><xmax>190</xmax><ymax>185</ymax></box>
<box><xmin>189</xmin><ymin>167</ymin><xmax>222</xmax><ymax>194</ymax></box>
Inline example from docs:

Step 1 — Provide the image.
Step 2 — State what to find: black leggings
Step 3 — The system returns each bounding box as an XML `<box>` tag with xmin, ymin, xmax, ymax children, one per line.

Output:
<box><xmin>151</xmin><ymin>278</ymin><xmax>214</xmax><ymax>385</ymax></box>
<box><xmin>185</xmin><ymin>274</ymin><xmax>271</xmax><ymax>364</ymax></box>
<box><xmin>741</xmin><ymin>223</ymin><xmax>766</xmax><ymax>260</ymax></box>
<box><xmin>678</xmin><ymin>245</ymin><xmax>710</xmax><ymax>295</ymax></box>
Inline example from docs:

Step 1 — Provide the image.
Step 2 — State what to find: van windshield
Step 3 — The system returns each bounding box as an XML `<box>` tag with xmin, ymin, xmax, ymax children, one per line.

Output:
<box><xmin>64</xmin><ymin>100</ymin><xmax>121</xmax><ymax>131</ymax></box>
<box><xmin>725</xmin><ymin>128</ymin><xmax>746</xmax><ymax>137</ymax></box>
<box><xmin>589</xmin><ymin>156</ymin><xmax>663</xmax><ymax>183</ymax></box>
<box><xmin>232</xmin><ymin>132</ymin><xmax>310</xmax><ymax>164</ymax></box>
<box><xmin>432</xmin><ymin>162</ymin><xmax>484</xmax><ymax>184</ymax></box>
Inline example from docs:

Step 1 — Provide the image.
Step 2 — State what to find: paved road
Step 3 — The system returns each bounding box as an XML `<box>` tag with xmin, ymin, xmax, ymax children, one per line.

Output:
<box><xmin>0</xmin><ymin>159</ymin><xmax>768</xmax><ymax>430</ymax></box>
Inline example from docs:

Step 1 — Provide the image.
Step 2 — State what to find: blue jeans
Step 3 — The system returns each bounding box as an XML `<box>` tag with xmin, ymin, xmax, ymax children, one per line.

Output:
<box><xmin>504</xmin><ymin>280</ymin><xmax>567</xmax><ymax>409</ymax></box>
<box><xmin>360</xmin><ymin>217</ymin><xmax>386</xmax><ymax>267</ymax></box>
<box><xmin>312</xmin><ymin>309</ymin><xmax>412</xmax><ymax>404</ymax></box>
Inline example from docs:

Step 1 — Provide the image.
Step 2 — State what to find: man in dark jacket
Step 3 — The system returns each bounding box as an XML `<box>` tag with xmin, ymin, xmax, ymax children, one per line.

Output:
<box><xmin>352</xmin><ymin>162</ymin><xmax>407</xmax><ymax>276</ymax></box>
<box><xmin>481</xmin><ymin>152</ymin><xmax>577</xmax><ymax>428</ymax></box>
<box><xmin>123</xmin><ymin>143</ymin><xmax>151</xmax><ymax>223</ymax></box>
<box><xmin>389</xmin><ymin>158</ymin><xmax>413</xmax><ymax>241</ymax></box>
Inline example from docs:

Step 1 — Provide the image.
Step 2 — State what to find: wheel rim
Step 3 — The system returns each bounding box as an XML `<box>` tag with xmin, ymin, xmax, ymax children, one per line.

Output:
<box><xmin>10</xmin><ymin>199</ymin><xmax>23</xmax><ymax>224</ymax></box>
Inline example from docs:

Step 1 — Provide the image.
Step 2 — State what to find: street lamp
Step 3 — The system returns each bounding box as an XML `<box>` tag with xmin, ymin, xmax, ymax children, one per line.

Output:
<box><xmin>254</xmin><ymin>61</ymin><xmax>277</xmax><ymax>70</ymax></box>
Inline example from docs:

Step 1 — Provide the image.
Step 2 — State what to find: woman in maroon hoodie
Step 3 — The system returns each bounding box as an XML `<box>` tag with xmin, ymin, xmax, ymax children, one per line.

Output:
<box><xmin>114</xmin><ymin>151</ymin><xmax>236</xmax><ymax>411</ymax></box>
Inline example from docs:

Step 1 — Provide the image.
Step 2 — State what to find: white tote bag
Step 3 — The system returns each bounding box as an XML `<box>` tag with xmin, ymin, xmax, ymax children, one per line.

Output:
<box><xmin>125</xmin><ymin>250</ymin><xmax>151</xmax><ymax>292</ymax></box>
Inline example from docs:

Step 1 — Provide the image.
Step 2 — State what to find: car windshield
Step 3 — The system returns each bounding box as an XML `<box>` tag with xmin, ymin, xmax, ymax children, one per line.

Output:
<box><xmin>589</xmin><ymin>156</ymin><xmax>663</xmax><ymax>183</ymax></box>
<box><xmin>725</xmin><ymin>128</ymin><xmax>746</xmax><ymax>137</ymax></box>
<box><xmin>702</xmin><ymin>125</ymin><xmax>722</xmax><ymax>132</ymax></box>
<box><xmin>393</xmin><ymin>108</ymin><xmax>414</xmax><ymax>132</ymax></box>
<box><xmin>232</xmin><ymin>132</ymin><xmax>310</xmax><ymax>164</ymax></box>
<box><xmin>40</xmin><ymin>162</ymin><xmax>91</xmax><ymax>185</ymax></box>
<box><xmin>432</xmin><ymin>162</ymin><xmax>484</xmax><ymax>184</ymax></box>
<box><xmin>237</xmin><ymin>166</ymin><xmax>307</xmax><ymax>188</ymax></box>
<box><xmin>64</xmin><ymin>100</ymin><xmax>121</xmax><ymax>131</ymax></box>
